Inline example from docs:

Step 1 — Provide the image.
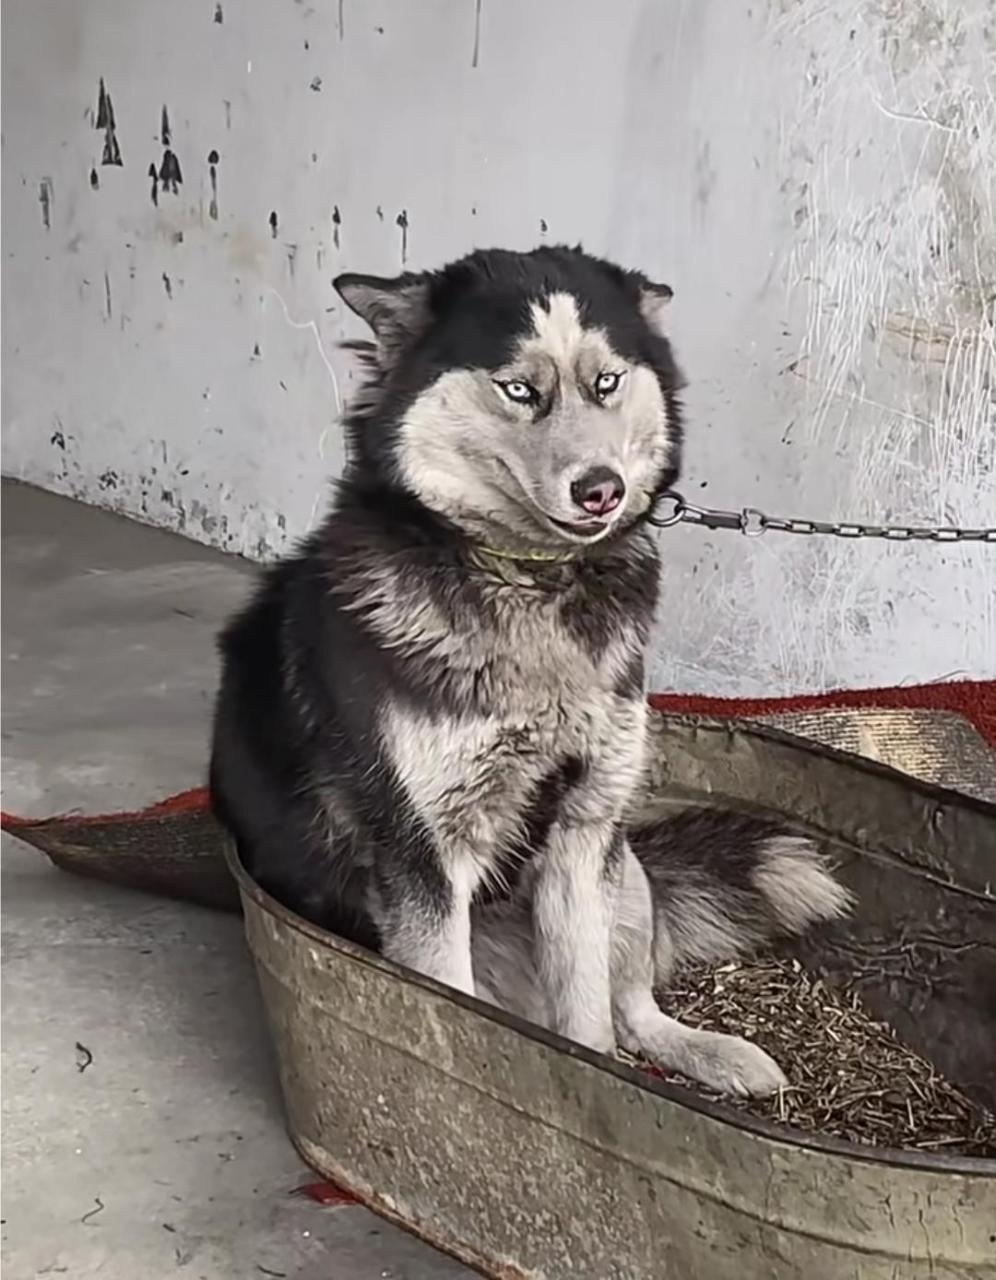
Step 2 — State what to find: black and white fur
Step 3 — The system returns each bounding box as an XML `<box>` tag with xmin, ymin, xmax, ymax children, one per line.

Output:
<box><xmin>211</xmin><ymin>246</ymin><xmax>849</xmax><ymax>1096</ymax></box>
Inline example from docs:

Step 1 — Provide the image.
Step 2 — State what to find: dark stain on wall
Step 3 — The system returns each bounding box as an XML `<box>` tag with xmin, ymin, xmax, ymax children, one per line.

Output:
<box><xmin>310</xmin><ymin>75</ymin><xmax>322</xmax><ymax>92</ymax></box>
<box><xmin>90</xmin><ymin>167</ymin><xmax>100</xmax><ymax>191</ymax></box>
<box><xmin>396</xmin><ymin>209</ymin><xmax>409</xmax><ymax>264</ymax></box>
<box><xmin>332</xmin><ymin>204</ymin><xmax>342</xmax><ymax>249</ymax></box>
<box><xmin>147</xmin><ymin>162</ymin><xmax>159</xmax><ymax>205</ymax></box>
<box><xmin>208</xmin><ymin>149</ymin><xmax>220</xmax><ymax>220</ymax></box>
<box><xmin>214</xmin><ymin>2</ymin><xmax>224</xmax><ymax>22</ymax></box>
<box><xmin>163</xmin><ymin>272</ymin><xmax>173</xmax><ymax>300</ymax></box>
<box><xmin>269</xmin><ymin>210</ymin><xmax>279</xmax><ymax>238</ymax></box>
<box><xmin>157</xmin><ymin>107</ymin><xmax>182</xmax><ymax>194</ymax></box>
<box><xmin>95</xmin><ymin>79</ymin><xmax>123</xmax><ymax>166</ymax></box>
<box><xmin>38</xmin><ymin>178</ymin><xmax>53</xmax><ymax>230</ymax></box>
<box><xmin>158</xmin><ymin>148</ymin><xmax>182</xmax><ymax>195</ymax></box>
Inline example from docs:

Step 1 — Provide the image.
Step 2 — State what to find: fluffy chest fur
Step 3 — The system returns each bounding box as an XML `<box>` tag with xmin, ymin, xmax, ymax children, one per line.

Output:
<box><xmin>336</xmin><ymin>533</ymin><xmax>658</xmax><ymax>878</ymax></box>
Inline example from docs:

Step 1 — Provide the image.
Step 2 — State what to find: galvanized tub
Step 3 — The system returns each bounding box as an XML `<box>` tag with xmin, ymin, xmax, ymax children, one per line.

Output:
<box><xmin>227</xmin><ymin>714</ymin><xmax>996</xmax><ymax>1280</ymax></box>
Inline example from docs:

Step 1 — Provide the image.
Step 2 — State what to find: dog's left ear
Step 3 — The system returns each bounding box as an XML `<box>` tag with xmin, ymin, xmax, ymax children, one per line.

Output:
<box><xmin>334</xmin><ymin>272</ymin><xmax>431</xmax><ymax>352</ymax></box>
<box><xmin>638</xmin><ymin>280</ymin><xmax>674</xmax><ymax>333</ymax></box>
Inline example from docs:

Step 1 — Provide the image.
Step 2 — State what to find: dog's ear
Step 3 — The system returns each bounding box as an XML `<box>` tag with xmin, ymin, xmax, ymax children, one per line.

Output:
<box><xmin>334</xmin><ymin>272</ymin><xmax>431</xmax><ymax>352</ymax></box>
<box><xmin>638</xmin><ymin>280</ymin><xmax>674</xmax><ymax>333</ymax></box>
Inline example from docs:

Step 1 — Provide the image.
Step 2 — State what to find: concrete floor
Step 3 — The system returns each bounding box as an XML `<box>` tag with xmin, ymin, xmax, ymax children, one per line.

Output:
<box><xmin>1</xmin><ymin>481</ymin><xmax>475</xmax><ymax>1279</ymax></box>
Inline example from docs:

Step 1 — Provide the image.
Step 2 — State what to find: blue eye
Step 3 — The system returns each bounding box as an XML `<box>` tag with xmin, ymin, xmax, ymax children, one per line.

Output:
<box><xmin>595</xmin><ymin>372</ymin><xmax>623</xmax><ymax>399</ymax></box>
<box><xmin>497</xmin><ymin>379</ymin><xmax>538</xmax><ymax>405</ymax></box>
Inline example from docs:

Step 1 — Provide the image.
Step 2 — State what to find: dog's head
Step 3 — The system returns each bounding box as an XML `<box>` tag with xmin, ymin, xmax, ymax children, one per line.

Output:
<box><xmin>334</xmin><ymin>245</ymin><xmax>683</xmax><ymax>552</ymax></box>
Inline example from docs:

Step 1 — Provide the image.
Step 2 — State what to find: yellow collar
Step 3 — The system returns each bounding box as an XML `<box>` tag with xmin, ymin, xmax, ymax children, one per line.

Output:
<box><xmin>476</xmin><ymin>544</ymin><xmax>577</xmax><ymax>565</ymax></box>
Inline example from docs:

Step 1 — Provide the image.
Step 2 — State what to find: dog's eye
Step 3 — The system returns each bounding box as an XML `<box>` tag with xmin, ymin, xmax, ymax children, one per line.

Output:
<box><xmin>497</xmin><ymin>379</ymin><xmax>538</xmax><ymax>406</ymax></box>
<box><xmin>595</xmin><ymin>372</ymin><xmax>623</xmax><ymax>399</ymax></box>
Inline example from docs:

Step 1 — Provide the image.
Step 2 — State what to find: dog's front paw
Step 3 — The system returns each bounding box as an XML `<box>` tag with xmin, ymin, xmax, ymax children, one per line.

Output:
<box><xmin>678</xmin><ymin>1029</ymin><xmax>788</xmax><ymax>1098</ymax></box>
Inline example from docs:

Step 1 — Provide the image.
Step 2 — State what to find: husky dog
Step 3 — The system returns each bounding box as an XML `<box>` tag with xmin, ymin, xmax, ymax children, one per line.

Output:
<box><xmin>211</xmin><ymin>245</ymin><xmax>849</xmax><ymax>1096</ymax></box>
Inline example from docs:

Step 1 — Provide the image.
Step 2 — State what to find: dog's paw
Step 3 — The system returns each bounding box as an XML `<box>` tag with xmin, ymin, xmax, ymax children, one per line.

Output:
<box><xmin>678</xmin><ymin>1029</ymin><xmax>788</xmax><ymax>1098</ymax></box>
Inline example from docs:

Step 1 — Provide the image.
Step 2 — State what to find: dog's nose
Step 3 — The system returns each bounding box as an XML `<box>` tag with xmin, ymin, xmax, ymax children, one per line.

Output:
<box><xmin>570</xmin><ymin>467</ymin><xmax>626</xmax><ymax>516</ymax></box>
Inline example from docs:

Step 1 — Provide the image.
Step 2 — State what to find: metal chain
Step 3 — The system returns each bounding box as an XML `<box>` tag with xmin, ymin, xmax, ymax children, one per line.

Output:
<box><xmin>648</xmin><ymin>490</ymin><xmax>996</xmax><ymax>544</ymax></box>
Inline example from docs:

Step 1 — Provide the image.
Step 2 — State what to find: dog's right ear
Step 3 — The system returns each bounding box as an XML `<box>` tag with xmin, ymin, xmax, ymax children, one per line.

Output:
<box><xmin>333</xmin><ymin>272</ymin><xmax>431</xmax><ymax>352</ymax></box>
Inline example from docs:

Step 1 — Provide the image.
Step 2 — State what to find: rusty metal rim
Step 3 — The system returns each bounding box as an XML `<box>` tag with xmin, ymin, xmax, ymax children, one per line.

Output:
<box><xmin>666</xmin><ymin>712</ymin><xmax>996</xmax><ymax>819</ymax></box>
<box><xmin>224</xmin><ymin>841</ymin><xmax>996</xmax><ymax>1179</ymax></box>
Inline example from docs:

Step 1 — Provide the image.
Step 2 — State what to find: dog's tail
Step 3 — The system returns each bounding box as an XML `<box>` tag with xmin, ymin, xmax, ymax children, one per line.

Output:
<box><xmin>629</xmin><ymin>808</ymin><xmax>852</xmax><ymax>985</ymax></box>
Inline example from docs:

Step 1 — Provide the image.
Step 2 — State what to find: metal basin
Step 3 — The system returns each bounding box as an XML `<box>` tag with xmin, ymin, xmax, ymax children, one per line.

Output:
<box><xmin>226</xmin><ymin>714</ymin><xmax>996</xmax><ymax>1280</ymax></box>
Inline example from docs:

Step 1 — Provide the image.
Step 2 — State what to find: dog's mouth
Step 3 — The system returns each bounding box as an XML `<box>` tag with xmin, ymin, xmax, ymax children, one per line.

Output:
<box><xmin>547</xmin><ymin>515</ymin><xmax>609</xmax><ymax>539</ymax></box>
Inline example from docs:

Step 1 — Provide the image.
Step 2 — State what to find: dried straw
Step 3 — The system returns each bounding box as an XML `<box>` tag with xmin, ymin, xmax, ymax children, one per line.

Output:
<box><xmin>647</xmin><ymin>957</ymin><xmax>995</xmax><ymax>1157</ymax></box>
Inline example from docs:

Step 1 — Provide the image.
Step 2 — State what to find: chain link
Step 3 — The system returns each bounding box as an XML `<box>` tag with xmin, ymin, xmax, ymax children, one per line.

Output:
<box><xmin>648</xmin><ymin>490</ymin><xmax>996</xmax><ymax>544</ymax></box>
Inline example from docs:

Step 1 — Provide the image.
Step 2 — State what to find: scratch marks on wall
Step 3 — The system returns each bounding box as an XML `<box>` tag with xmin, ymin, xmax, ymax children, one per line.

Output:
<box><xmin>208</xmin><ymin>149</ymin><xmax>220</xmax><ymax>220</ymax></box>
<box><xmin>95</xmin><ymin>79</ymin><xmax>123</xmax><ymax>166</ymax></box>
<box><xmin>38</xmin><ymin>178</ymin><xmax>53</xmax><ymax>230</ymax></box>
<box><xmin>396</xmin><ymin>209</ymin><xmax>409</xmax><ymax>264</ymax></box>
<box><xmin>754</xmin><ymin>0</ymin><xmax>996</xmax><ymax>692</ymax></box>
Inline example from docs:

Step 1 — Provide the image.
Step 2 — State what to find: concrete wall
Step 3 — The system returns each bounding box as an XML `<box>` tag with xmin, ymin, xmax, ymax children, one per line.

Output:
<box><xmin>3</xmin><ymin>0</ymin><xmax>994</xmax><ymax>695</ymax></box>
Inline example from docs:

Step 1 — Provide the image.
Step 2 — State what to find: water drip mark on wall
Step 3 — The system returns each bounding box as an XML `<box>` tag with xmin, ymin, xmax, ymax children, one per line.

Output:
<box><xmin>95</xmin><ymin>78</ymin><xmax>123</xmax><ymax>166</ymax></box>
<box><xmin>162</xmin><ymin>272</ymin><xmax>173</xmax><ymax>300</ymax></box>
<box><xmin>338</xmin><ymin>0</ymin><xmax>344</xmax><ymax>40</ymax></box>
<box><xmin>224</xmin><ymin>100</ymin><xmax>232</xmax><ymax>131</ymax></box>
<box><xmin>208</xmin><ymin>149</ymin><xmax>220</xmax><ymax>220</ymax></box>
<box><xmin>269</xmin><ymin>210</ymin><xmax>279</xmax><ymax>238</ymax></box>
<box><xmin>38</xmin><ymin>178</ymin><xmax>53</xmax><ymax>230</ymax></box>
<box><xmin>104</xmin><ymin>271</ymin><xmax>112</xmax><ymax>320</ymax></box>
<box><xmin>147</xmin><ymin>163</ymin><xmax>159</xmax><ymax>205</ymax></box>
<box><xmin>472</xmin><ymin>0</ymin><xmax>483</xmax><ymax>68</ymax></box>
<box><xmin>396</xmin><ymin>209</ymin><xmax>409</xmax><ymax>264</ymax></box>
<box><xmin>90</xmin><ymin>167</ymin><xmax>100</xmax><ymax>190</ymax></box>
<box><xmin>161</xmin><ymin>105</ymin><xmax>172</xmax><ymax>147</ymax></box>
<box><xmin>332</xmin><ymin>205</ymin><xmax>341</xmax><ymax>249</ymax></box>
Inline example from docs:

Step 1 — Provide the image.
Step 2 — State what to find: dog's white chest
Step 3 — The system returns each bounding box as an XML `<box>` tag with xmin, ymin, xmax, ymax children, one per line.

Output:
<box><xmin>378</xmin><ymin>595</ymin><xmax>646</xmax><ymax>867</ymax></box>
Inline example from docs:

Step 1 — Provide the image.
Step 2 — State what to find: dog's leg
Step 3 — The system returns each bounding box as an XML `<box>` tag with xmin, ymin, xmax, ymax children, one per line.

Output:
<box><xmin>611</xmin><ymin>843</ymin><xmax>788</xmax><ymax>1097</ymax></box>
<box><xmin>372</xmin><ymin>857</ymin><xmax>478</xmax><ymax>996</ymax></box>
<box><xmin>533</xmin><ymin>821</ymin><xmax>618</xmax><ymax>1053</ymax></box>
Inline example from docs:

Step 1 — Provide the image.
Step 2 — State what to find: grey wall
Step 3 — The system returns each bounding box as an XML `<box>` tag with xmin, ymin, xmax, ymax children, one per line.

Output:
<box><xmin>3</xmin><ymin>0</ymin><xmax>994</xmax><ymax>695</ymax></box>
